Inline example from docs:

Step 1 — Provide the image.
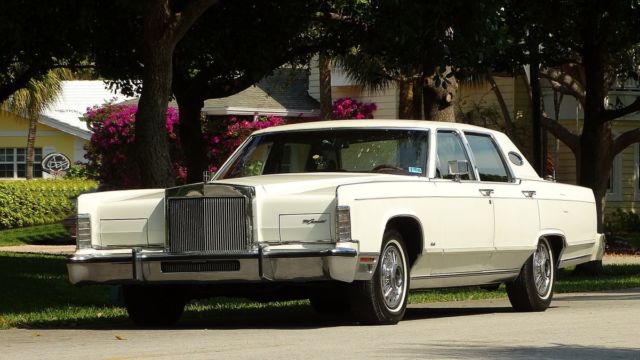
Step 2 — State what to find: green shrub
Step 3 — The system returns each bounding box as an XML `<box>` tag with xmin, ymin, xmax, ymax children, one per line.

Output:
<box><xmin>64</xmin><ymin>162</ymin><xmax>98</xmax><ymax>180</ymax></box>
<box><xmin>0</xmin><ymin>179</ymin><xmax>98</xmax><ymax>229</ymax></box>
<box><xmin>605</xmin><ymin>208</ymin><xmax>640</xmax><ymax>233</ymax></box>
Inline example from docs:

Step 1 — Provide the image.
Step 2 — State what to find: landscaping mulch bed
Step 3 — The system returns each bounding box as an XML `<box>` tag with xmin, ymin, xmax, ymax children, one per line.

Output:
<box><xmin>605</xmin><ymin>235</ymin><xmax>640</xmax><ymax>256</ymax></box>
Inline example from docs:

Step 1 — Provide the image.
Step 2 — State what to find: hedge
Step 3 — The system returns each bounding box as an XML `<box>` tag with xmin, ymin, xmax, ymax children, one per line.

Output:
<box><xmin>0</xmin><ymin>179</ymin><xmax>98</xmax><ymax>229</ymax></box>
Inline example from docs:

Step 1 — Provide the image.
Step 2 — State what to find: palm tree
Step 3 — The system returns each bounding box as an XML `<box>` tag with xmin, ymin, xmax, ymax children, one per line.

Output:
<box><xmin>318</xmin><ymin>53</ymin><xmax>332</xmax><ymax>120</ymax></box>
<box><xmin>1</xmin><ymin>69</ymin><xmax>71</xmax><ymax>179</ymax></box>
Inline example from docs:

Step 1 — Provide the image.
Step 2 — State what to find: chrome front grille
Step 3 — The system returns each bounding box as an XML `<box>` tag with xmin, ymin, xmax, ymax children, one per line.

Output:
<box><xmin>167</xmin><ymin>197</ymin><xmax>249</xmax><ymax>252</ymax></box>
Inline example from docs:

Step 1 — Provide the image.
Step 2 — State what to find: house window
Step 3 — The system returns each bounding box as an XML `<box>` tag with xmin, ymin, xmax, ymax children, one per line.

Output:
<box><xmin>635</xmin><ymin>144</ymin><xmax>640</xmax><ymax>201</ymax></box>
<box><xmin>0</xmin><ymin>148</ymin><xmax>43</xmax><ymax>179</ymax></box>
<box><xmin>606</xmin><ymin>153</ymin><xmax>622</xmax><ymax>201</ymax></box>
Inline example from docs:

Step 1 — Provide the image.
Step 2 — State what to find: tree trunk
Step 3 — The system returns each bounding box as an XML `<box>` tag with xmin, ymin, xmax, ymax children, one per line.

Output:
<box><xmin>529</xmin><ymin>59</ymin><xmax>544</xmax><ymax>177</ymax></box>
<box><xmin>411</xmin><ymin>77</ymin><xmax>423</xmax><ymax>119</ymax></box>
<box><xmin>135</xmin><ymin>0</ymin><xmax>217</xmax><ymax>188</ymax></box>
<box><xmin>578</xmin><ymin>120</ymin><xmax>613</xmax><ymax>234</ymax></box>
<box><xmin>422</xmin><ymin>71</ymin><xmax>457</xmax><ymax>122</ymax></box>
<box><xmin>25</xmin><ymin>116</ymin><xmax>37</xmax><ymax>180</ymax></box>
<box><xmin>580</xmin><ymin>34</ymin><xmax>610</xmax><ymax>233</ymax></box>
<box><xmin>174</xmin><ymin>92</ymin><xmax>208</xmax><ymax>184</ymax></box>
<box><xmin>135</xmin><ymin>3</ymin><xmax>178</xmax><ymax>189</ymax></box>
<box><xmin>486</xmin><ymin>71</ymin><xmax>517</xmax><ymax>141</ymax></box>
<box><xmin>319</xmin><ymin>53</ymin><xmax>332</xmax><ymax>120</ymax></box>
<box><xmin>574</xmin><ymin>120</ymin><xmax>611</xmax><ymax>275</ymax></box>
<box><xmin>573</xmin><ymin>33</ymin><xmax>609</xmax><ymax>274</ymax></box>
<box><xmin>398</xmin><ymin>79</ymin><xmax>413</xmax><ymax>119</ymax></box>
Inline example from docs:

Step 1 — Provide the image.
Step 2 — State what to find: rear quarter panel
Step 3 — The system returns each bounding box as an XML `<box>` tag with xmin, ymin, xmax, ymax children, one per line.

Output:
<box><xmin>535</xmin><ymin>181</ymin><xmax>598</xmax><ymax>262</ymax></box>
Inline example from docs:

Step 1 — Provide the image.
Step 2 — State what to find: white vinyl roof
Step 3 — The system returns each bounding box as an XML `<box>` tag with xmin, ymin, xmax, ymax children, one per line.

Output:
<box><xmin>39</xmin><ymin>81</ymin><xmax>132</xmax><ymax>140</ymax></box>
<box><xmin>252</xmin><ymin>119</ymin><xmax>490</xmax><ymax>134</ymax></box>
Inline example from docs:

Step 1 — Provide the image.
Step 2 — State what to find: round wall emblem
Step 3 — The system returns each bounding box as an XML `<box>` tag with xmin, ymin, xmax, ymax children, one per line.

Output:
<box><xmin>41</xmin><ymin>153</ymin><xmax>71</xmax><ymax>174</ymax></box>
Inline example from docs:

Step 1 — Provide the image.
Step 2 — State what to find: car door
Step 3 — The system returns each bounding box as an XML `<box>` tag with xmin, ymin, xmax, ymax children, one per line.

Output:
<box><xmin>464</xmin><ymin>132</ymin><xmax>540</xmax><ymax>273</ymax></box>
<box><xmin>421</xmin><ymin>130</ymin><xmax>494</xmax><ymax>278</ymax></box>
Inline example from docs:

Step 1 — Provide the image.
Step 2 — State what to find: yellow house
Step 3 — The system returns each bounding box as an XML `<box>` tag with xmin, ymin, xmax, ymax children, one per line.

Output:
<box><xmin>0</xmin><ymin>81</ymin><xmax>130</xmax><ymax>179</ymax></box>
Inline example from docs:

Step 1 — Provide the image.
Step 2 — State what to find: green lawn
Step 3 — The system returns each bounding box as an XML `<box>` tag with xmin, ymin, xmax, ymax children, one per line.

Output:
<box><xmin>1</xmin><ymin>252</ymin><xmax>639</xmax><ymax>329</ymax></box>
<box><xmin>0</xmin><ymin>224</ymin><xmax>72</xmax><ymax>247</ymax></box>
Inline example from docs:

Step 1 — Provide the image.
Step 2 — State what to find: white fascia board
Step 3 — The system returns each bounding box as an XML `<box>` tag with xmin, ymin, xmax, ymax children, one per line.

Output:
<box><xmin>38</xmin><ymin>115</ymin><xmax>92</xmax><ymax>140</ymax></box>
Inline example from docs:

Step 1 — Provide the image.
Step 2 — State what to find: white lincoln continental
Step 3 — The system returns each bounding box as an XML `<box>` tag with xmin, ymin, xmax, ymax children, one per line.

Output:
<box><xmin>68</xmin><ymin>120</ymin><xmax>604</xmax><ymax>326</ymax></box>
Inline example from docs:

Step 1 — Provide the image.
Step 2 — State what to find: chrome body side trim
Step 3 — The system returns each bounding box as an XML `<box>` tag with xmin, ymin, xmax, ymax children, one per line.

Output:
<box><xmin>410</xmin><ymin>268</ymin><xmax>520</xmax><ymax>290</ymax></box>
<box><xmin>558</xmin><ymin>254</ymin><xmax>592</xmax><ymax>268</ymax></box>
<box><xmin>411</xmin><ymin>268</ymin><xmax>520</xmax><ymax>280</ymax></box>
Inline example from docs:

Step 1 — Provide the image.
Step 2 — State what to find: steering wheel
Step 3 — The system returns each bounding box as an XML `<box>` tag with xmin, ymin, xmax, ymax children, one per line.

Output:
<box><xmin>371</xmin><ymin>164</ymin><xmax>409</xmax><ymax>175</ymax></box>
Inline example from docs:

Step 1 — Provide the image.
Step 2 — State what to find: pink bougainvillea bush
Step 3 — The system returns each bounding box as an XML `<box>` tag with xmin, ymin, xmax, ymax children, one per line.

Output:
<box><xmin>331</xmin><ymin>97</ymin><xmax>377</xmax><ymax>120</ymax></box>
<box><xmin>83</xmin><ymin>103</ymin><xmax>184</xmax><ymax>188</ymax></box>
<box><xmin>84</xmin><ymin>103</ymin><xmax>285</xmax><ymax>188</ymax></box>
<box><xmin>206</xmin><ymin>115</ymin><xmax>285</xmax><ymax>172</ymax></box>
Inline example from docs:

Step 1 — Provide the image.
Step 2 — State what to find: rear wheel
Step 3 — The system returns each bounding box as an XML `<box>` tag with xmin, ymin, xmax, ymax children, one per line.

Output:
<box><xmin>350</xmin><ymin>229</ymin><xmax>409</xmax><ymax>325</ymax></box>
<box><xmin>123</xmin><ymin>285</ymin><xmax>186</xmax><ymax>327</ymax></box>
<box><xmin>507</xmin><ymin>238</ymin><xmax>555</xmax><ymax>312</ymax></box>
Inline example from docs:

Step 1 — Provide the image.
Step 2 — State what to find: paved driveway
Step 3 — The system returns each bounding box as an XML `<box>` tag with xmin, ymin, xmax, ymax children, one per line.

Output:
<box><xmin>1</xmin><ymin>289</ymin><xmax>639</xmax><ymax>360</ymax></box>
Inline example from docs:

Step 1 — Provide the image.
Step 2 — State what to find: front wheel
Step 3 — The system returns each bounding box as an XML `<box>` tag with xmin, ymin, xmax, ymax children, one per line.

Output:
<box><xmin>506</xmin><ymin>238</ymin><xmax>555</xmax><ymax>312</ymax></box>
<box><xmin>350</xmin><ymin>229</ymin><xmax>409</xmax><ymax>325</ymax></box>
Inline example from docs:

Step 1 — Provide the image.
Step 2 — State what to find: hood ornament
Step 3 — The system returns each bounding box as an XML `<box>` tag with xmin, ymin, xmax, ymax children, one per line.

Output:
<box><xmin>203</xmin><ymin>171</ymin><xmax>212</xmax><ymax>183</ymax></box>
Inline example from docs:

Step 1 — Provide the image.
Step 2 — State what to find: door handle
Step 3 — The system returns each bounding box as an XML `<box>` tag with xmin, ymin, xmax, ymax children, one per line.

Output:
<box><xmin>479</xmin><ymin>189</ymin><xmax>494</xmax><ymax>197</ymax></box>
<box><xmin>522</xmin><ymin>190</ymin><xmax>536</xmax><ymax>198</ymax></box>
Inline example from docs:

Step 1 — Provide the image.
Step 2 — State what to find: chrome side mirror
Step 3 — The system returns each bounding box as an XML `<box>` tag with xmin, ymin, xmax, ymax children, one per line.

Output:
<box><xmin>448</xmin><ymin>160</ymin><xmax>469</xmax><ymax>181</ymax></box>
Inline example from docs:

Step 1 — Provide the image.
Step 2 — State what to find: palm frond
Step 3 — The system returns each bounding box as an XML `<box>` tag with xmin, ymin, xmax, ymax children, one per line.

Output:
<box><xmin>333</xmin><ymin>51</ymin><xmax>395</xmax><ymax>92</ymax></box>
<box><xmin>1</xmin><ymin>68</ymin><xmax>73</xmax><ymax>119</ymax></box>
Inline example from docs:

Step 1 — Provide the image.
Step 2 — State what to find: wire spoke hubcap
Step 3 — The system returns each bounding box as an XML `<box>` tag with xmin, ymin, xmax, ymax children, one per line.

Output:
<box><xmin>380</xmin><ymin>243</ymin><xmax>405</xmax><ymax>310</ymax></box>
<box><xmin>533</xmin><ymin>242</ymin><xmax>552</xmax><ymax>297</ymax></box>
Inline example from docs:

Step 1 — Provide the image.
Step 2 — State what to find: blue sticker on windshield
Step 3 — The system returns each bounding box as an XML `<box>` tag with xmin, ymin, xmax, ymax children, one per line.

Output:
<box><xmin>408</xmin><ymin>167</ymin><xmax>422</xmax><ymax>174</ymax></box>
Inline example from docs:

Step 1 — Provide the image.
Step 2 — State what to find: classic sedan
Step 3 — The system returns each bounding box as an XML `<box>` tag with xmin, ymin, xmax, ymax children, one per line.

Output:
<box><xmin>67</xmin><ymin>120</ymin><xmax>604</xmax><ymax>326</ymax></box>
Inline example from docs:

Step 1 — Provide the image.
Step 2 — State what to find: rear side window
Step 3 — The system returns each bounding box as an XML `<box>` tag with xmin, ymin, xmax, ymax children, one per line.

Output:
<box><xmin>465</xmin><ymin>133</ymin><xmax>510</xmax><ymax>182</ymax></box>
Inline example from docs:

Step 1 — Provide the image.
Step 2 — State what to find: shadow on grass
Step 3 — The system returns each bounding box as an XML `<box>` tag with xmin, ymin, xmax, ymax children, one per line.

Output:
<box><xmin>0</xmin><ymin>252</ymin><xmax>503</xmax><ymax>330</ymax></box>
<box><xmin>0</xmin><ymin>252</ymin><xmax>354</xmax><ymax>330</ymax></box>
<box><xmin>0</xmin><ymin>252</ymin><xmax>128</xmax><ymax>329</ymax></box>
<box><xmin>2</xmin><ymin>253</ymin><xmax>639</xmax><ymax>330</ymax></box>
<box><xmin>0</xmin><ymin>224</ymin><xmax>73</xmax><ymax>246</ymax></box>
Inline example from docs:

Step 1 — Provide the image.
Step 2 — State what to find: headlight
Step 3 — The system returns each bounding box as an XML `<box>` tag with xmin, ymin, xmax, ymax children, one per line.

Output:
<box><xmin>76</xmin><ymin>213</ymin><xmax>92</xmax><ymax>249</ymax></box>
<box><xmin>336</xmin><ymin>206</ymin><xmax>351</xmax><ymax>241</ymax></box>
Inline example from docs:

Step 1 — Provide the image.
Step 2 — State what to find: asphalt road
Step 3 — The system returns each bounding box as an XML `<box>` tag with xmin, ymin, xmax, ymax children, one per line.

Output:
<box><xmin>1</xmin><ymin>289</ymin><xmax>639</xmax><ymax>360</ymax></box>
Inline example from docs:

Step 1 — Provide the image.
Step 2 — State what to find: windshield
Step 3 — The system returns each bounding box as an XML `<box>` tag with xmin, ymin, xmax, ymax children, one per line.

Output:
<box><xmin>219</xmin><ymin>128</ymin><xmax>429</xmax><ymax>179</ymax></box>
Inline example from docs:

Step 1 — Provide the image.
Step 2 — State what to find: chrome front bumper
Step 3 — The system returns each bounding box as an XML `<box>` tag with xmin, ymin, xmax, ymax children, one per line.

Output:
<box><xmin>67</xmin><ymin>243</ymin><xmax>374</xmax><ymax>285</ymax></box>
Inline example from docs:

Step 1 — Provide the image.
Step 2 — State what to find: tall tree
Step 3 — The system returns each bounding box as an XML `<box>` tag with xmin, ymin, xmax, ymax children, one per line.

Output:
<box><xmin>169</xmin><ymin>0</ymin><xmax>344</xmax><ymax>182</ymax></box>
<box><xmin>133</xmin><ymin>0</ymin><xmax>219</xmax><ymax>188</ymax></box>
<box><xmin>503</xmin><ymin>0</ymin><xmax>640</xmax><ymax>234</ymax></box>
<box><xmin>1</xmin><ymin>69</ymin><xmax>70</xmax><ymax>179</ymax></box>
<box><xmin>97</xmin><ymin>0</ymin><xmax>358</xmax><ymax>183</ymax></box>
<box><xmin>337</xmin><ymin>0</ymin><xmax>501</xmax><ymax>121</ymax></box>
